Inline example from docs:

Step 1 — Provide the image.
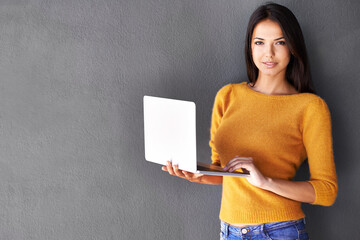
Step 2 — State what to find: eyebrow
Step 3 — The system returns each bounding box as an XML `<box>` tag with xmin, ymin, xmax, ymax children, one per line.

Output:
<box><xmin>254</xmin><ymin>37</ymin><xmax>285</xmax><ymax>41</ymax></box>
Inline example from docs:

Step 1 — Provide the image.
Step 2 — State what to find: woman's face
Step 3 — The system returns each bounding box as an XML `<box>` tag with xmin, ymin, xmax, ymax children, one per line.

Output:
<box><xmin>251</xmin><ymin>19</ymin><xmax>291</xmax><ymax>79</ymax></box>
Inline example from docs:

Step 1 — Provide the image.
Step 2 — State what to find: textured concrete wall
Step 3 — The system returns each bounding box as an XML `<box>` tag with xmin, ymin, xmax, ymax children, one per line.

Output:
<box><xmin>0</xmin><ymin>0</ymin><xmax>359</xmax><ymax>239</ymax></box>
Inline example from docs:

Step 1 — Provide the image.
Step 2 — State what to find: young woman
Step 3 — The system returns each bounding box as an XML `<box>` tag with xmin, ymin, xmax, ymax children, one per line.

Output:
<box><xmin>162</xmin><ymin>3</ymin><xmax>337</xmax><ymax>239</ymax></box>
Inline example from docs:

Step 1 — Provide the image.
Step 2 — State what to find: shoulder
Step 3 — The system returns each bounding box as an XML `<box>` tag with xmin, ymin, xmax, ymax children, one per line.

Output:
<box><xmin>212</xmin><ymin>84</ymin><xmax>238</xmax><ymax>112</ymax></box>
<box><xmin>303</xmin><ymin>94</ymin><xmax>331</xmax><ymax>112</ymax></box>
<box><xmin>302</xmin><ymin>94</ymin><xmax>332</xmax><ymax>124</ymax></box>
<box><xmin>213</xmin><ymin>84</ymin><xmax>234</xmax><ymax>102</ymax></box>
<box><xmin>215</xmin><ymin>84</ymin><xmax>234</xmax><ymax>96</ymax></box>
<box><xmin>215</xmin><ymin>82</ymin><xmax>247</xmax><ymax>99</ymax></box>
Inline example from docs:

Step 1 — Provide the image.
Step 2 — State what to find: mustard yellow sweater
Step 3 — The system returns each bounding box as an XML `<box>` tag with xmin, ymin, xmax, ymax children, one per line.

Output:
<box><xmin>209</xmin><ymin>82</ymin><xmax>337</xmax><ymax>224</ymax></box>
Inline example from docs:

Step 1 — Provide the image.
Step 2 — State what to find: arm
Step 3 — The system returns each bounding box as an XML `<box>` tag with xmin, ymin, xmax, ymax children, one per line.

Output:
<box><xmin>209</xmin><ymin>85</ymin><xmax>233</xmax><ymax>166</ymax></box>
<box><xmin>224</xmin><ymin>157</ymin><xmax>315</xmax><ymax>203</ymax></box>
<box><xmin>302</xmin><ymin>98</ymin><xmax>338</xmax><ymax>206</ymax></box>
<box><xmin>262</xmin><ymin>178</ymin><xmax>315</xmax><ymax>203</ymax></box>
<box><xmin>194</xmin><ymin>86</ymin><xmax>233</xmax><ymax>185</ymax></box>
<box><xmin>224</xmin><ymin>98</ymin><xmax>337</xmax><ymax>205</ymax></box>
<box><xmin>200</xmin><ymin>174</ymin><xmax>223</xmax><ymax>185</ymax></box>
<box><xmin>161</xmin><ymin>86</ymin><xmax>232</xmax><ymax>186</ymax></box>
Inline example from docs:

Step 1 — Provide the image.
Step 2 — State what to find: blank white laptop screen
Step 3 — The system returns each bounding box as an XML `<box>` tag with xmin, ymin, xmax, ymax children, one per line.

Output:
<box><xmin>143</xmin><ymin>95</ymin><xmax>249</xmax><ymax>177</ymax></box>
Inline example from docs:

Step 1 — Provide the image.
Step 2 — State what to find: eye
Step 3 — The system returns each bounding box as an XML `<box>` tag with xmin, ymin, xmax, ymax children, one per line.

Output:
<box><xmin>254</xmin><ymin>41</ymin><xmax>263</xmax><ymax>45</ymax></box>
<box><xmin>276</xmin><ymin>41</ymin><xmax>286</xmax><ymax>45</ymax></box>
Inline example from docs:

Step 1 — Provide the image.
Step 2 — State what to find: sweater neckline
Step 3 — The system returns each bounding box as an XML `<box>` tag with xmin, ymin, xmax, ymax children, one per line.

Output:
<box><xmin>241</xmin><ymin>82</ymin><xmax>305</xmax><ymax>99</ymax></box>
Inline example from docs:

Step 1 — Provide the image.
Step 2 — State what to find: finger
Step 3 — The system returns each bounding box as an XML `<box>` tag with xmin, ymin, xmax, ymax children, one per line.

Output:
<box><xmin>224</xmin><ymin>157</ymin><xmax>253</xmax><ymax>170</ymax></box>
<box><xmin>228</xmin><ymin>162</ymin><xmax>254</xmax><ymax>173</ymax></box>
<box><xmin>166</xmin><ymin>161</ymin><xmax>175</xmax><ymax>175</ymax></box>
<box><xmin>182</xmin><ymin>171</ymin><xmax>192</xmax><ymax>179</ymax></box>
<box><xmin>226</xmin><ymin>157</ymin><xmax>251</xmax><ymax>167</ymax></box>
<box><xmin>161</xmin><ymin>166</ymin><xmax>168</xmax><ymax>171</ymax></box>
<box><xmin>173</xmin><ymin>164</ymin><xmax>186</xmax><ymax>178</ymax></box>
<box><xmin>224</xmin><ymin>160</ymin><xmax>250</xmax><ymax>172</ymax></box>
<box><xmin>232</xmin><ymin>156</ymin><xmax>253</xmax><ymax>163</ymax></box>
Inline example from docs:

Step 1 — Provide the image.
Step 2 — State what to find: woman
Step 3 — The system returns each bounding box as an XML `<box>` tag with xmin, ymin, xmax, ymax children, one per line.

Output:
<box><xmin>162</xmin><ymin>3</ymin><xmax>337</xmax><ymax>239</ymax></box>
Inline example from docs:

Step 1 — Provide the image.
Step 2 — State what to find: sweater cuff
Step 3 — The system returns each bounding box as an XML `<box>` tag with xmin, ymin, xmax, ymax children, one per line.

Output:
<box><xmin>308</xmin><ymin>180</ymin><xmax>337</xmax><ymax>206</ymax></box>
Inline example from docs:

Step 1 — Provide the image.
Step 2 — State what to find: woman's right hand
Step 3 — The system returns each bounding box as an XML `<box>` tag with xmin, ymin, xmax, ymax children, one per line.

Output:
<box><xmin>161</xmin><ymin>161</ymin><xmax>204</xmax><ymax>183</ymax></box>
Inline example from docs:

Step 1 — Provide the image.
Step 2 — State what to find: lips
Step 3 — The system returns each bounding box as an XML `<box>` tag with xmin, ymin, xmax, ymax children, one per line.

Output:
<box><xmin>262</xmin><ymin>62</ymin><xmax>277</xmax><ymax>68</ymax></box>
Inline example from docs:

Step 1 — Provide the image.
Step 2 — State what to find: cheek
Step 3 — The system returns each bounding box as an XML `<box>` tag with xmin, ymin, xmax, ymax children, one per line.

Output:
<box><xmin>278</xmin><ymin>48</ymin><xmax>291</xmax><ymax>63</ymax></box>
<box><xmin>281</xmin><ymin>52</ymin><xmax>291</xmax><ymax>66</ymax></box>
<box><xmin>251</xmin><ymin>47</ymin><xmax>261</xmax><ymax>62</ymax></box>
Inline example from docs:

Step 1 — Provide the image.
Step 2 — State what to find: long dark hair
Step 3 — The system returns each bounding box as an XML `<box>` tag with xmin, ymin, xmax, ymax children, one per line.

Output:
<box><xmin>245</xmin><ymin>3</ymin><xmax>316</xmax><ymax>94</ymax></box>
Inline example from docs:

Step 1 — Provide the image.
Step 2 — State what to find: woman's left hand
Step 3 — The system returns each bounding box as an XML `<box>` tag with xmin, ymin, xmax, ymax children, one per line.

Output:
<box><xmin>223</xmin><ymin>156</ymin><xmax>269</xmax><ymax>189</ymax></box>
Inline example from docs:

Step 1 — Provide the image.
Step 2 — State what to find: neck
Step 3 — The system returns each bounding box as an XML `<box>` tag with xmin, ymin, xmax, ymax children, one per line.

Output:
<box><xmin>251</xmin><ymin>73</ymin><xmax>297</xmax><ymax>95</ymax></box>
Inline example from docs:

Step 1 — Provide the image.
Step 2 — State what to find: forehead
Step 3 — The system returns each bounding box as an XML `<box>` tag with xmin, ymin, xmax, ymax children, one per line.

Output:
<box><xmin>252</xmin><ymin>19</ymin><xmax>284</xmax><ymax>39</ymax></box>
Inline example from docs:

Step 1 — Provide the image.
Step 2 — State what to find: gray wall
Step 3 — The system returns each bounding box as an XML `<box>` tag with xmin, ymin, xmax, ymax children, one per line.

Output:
<box><xmin>0</xmin><ymin>0</ymin><xmax>359</xmax><ymax>239</ymax></box>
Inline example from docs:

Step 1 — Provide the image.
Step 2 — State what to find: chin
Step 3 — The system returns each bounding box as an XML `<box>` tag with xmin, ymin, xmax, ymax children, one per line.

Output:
<box><xmin>258</xmin><ymin>68</ymin><xmax>286</xmax><ymax>77</ymax></box>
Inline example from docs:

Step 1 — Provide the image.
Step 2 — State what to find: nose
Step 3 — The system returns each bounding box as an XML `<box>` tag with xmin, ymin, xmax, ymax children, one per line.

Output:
<box><xmin>265</xmin><ymin>44</ymin><xmax>275</xmax><ymax>58</ymax></box>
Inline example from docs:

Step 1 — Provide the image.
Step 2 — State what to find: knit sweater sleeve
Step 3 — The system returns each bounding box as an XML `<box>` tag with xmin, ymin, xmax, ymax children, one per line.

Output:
<box><xmin>302</xmin><ymin>98</ymin><xmax>338</xmax><ymax>206</ymax></box>
<box><xmin>209</xmin><ymin>84</ymin><xmax>233</xmax><ymax>165</ymax></box>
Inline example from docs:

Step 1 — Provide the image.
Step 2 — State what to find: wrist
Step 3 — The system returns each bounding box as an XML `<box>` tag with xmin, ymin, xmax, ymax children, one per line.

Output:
<box><xmin>189</xmin><ymin>175</ymin><xmax>203</xmax><ymax>183</ymax></box>
<box><xmin>194</xmin><ymin>175</ymin><xmax>203</xmax><ymax>183</ymax></box>
<box><xmin>261</xmin><ymin>177</ymin><xmax>273</xmax><ymax>191</ymax></box>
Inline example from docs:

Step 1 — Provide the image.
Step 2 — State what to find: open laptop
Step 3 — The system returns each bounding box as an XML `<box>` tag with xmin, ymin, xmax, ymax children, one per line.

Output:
<box><xmin>143</xmin><ymin>95</ymin><xmax>249</xmax><ymax>177</ymax></box>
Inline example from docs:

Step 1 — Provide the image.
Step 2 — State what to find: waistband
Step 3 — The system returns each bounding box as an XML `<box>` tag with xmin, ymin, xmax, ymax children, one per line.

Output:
<box><xmin>220</xmin><ymin>218</ymin><xmax>306</xmax><ymax>236</ymax></box>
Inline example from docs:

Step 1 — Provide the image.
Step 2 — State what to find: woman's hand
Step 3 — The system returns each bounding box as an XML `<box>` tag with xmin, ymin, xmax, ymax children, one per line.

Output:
<box><xmin>223</xmin><ymin>156</ymin><xmax>269</xmax><ymax>188</ymax></box>
<box><xmin>162</xmin><ymin>161</ymin><xmax>204</xmax><ymax>183</ymax></box>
